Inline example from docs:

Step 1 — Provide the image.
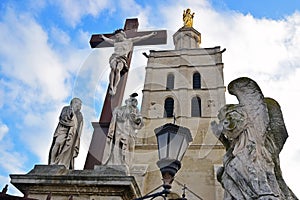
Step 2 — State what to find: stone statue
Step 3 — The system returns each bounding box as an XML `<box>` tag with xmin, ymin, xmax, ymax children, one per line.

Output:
<box><xmin>183</xmin><ymin>8</ymin><xmax>194</xmax><ymax>28</ymax></box>
<box><xmin>101</xmin><ymin>29</ymin><xmax>157</xmax><ymax>95</ymax></box>
<box><xmin>103</xmin><ymin>93</ymin><xmax>144</xmax><ymax>168</ymax></box>
<box><xmin>211</xmin><ymin>77</ymin><xmax>298</xmax><ymax>200</ymax></box>
<box><xmin>48</xmin><ymin>98</ymin><xmax>83</xmax><ymax>169</ymax></box>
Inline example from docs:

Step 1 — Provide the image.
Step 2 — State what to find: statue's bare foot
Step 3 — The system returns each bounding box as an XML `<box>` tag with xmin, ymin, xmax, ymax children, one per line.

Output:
<box><xmin>109</xmin><ymin>88</ymin><xmax>116</xmax><ymax>96</ymax></box>
<box><xmin>109</xmin><ymin>88</ymin><xmax>116</xmax><ymax>95</ymax></box>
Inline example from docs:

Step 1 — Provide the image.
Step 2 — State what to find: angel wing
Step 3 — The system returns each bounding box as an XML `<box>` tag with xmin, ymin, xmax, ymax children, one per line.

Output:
<box><xmin>228</xmin><ymin>77</ymin><xmax>269</xmax><ymax>137</ymax></box>
<box><xmin>264</xmin><ymin>98</ymin><xmax>298</xmax><ymax>199</ymax></box>
<box><xmin>264</xmin><ymin>97</ymin><xmax>288</xmax><ymax>152</ymax></box>
<box><xmin>228</xmin><ymin>78</ymin><xmax>288</xmax><ymax>152</ymax></box>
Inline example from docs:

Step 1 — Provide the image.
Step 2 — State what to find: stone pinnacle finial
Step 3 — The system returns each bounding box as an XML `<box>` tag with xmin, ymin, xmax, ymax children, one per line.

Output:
<box><xmin>183</xmin><ymin>8</ymin><xmax>194</xmax><ymax>27</ymax></box>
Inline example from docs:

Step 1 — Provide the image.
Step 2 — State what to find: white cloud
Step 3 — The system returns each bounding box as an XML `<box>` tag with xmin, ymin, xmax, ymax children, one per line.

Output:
<box><xmin>50</xmin><ymin>0</ymin><xmax>156</xmax><ymax>29</ymax></box>
<box><xmin>0</xmin><ymin>9</ymin><xmax>70</xmax><ymax>103</ymax></box>
<box><xmin>0</xmin><ymin>150</ymin><xmax>27</xmax><ymax>174</ymax></box>
<box><xmin>0</xmin><ymin>132</ymin><xmax>27</xmax><ymax>175</ymax></box>
<box><xmin>0</xmin><ymin>122</ymin><xmax>8</xmax><ymax>141</ymax></box>
<box><xmin>50</xmin><ymin>26</ymin><xmax>71</xmax><ymax>46</ymax></box>
<box><xmin>51</xmin><ymin>0</ymin><xmax>110</xmax><ymax>27</ymax></box>
<box><xmin>0</xmin><ymin>6</ymin><xmax>91</xmax><ymax>168</ymax></box>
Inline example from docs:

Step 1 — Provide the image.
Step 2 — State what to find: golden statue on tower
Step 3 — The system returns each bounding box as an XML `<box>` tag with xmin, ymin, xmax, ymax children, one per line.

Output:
<box><xmin>183</xmin><ymin>8</ymin><xmax>194</xmax><ymax>27</ymax></box>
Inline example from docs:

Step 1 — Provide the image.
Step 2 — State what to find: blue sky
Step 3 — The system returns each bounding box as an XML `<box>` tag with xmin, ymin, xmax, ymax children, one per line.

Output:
<box><xmin>210</xmin><ymin>0</ymin><xmax>300</xmax><ymax>19</ymax></box>
<box><xmin>1</xmin><ymin>0</ymin><xmax>300</xmax><ymax>197</ymax></box>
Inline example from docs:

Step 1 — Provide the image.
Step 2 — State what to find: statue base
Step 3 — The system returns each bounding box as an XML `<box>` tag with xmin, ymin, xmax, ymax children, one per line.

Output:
<box><xmin>10</xmin><ymin>165</ymin><xmax>141</xmax><ymax>200</ymax></box>
<box><xmin>173</xmin><ymin>26</ymin><xmax>201</xmax><ymax>50</ymax></box>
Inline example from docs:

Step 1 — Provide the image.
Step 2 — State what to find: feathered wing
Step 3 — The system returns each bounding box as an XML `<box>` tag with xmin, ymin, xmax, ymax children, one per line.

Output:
<box><xmin>264</xmin><ymin>97</ymin><xmax>298</xmax><ymax>200</ymax></box>
<box><xmin>215</xmin><ymin>77</ymin><xmax>298</xmax><ymax>199</ymax></box>
<box><xmin>264</xmin><ymin>98</ymin><xmax>288</xmax><ymax>152</ymax></box>
<box><xmin>228</xmin><ymin>77</ymin><xmax>269</xmax><ymax>135</ymax></box>
<box><xmin>228</xmin><ymin>78</ymin><xmax>270</xmax><ymax>157</ymax></box>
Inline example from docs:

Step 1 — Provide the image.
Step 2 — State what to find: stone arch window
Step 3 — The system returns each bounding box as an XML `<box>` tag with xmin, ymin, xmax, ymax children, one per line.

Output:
<box><xmin>166</xmin><ymin>73</ymin><xmax>174</xmax><ymax>90</ymax></box>
<box><xmin>191</xmin><ymin>96</ymin><xmax>201</xmax><ymax>117</ymax></box>
<box><xmin>164</xmin><ymin>97</ymin><xmax>174</xmax><ymax>118</ymax></box>
<box><xmin>193</xmin><ymin>72</ymin><xmax>201</xmax><ymax>89</ymax></box>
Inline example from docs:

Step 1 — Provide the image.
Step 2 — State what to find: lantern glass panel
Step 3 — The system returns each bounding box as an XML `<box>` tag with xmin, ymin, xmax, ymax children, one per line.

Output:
<box><xmin>157</xmin><ymin>132</ymin><xmax>168</xmax><ymax>159</ymax></box>
<box><xmin>168</xmin><ymin>132</ymin><xmax>184</xmax><ymax>160</ymax></box>
<box><xmin>178</xmin><ymin>138</ymin><xmax>188</xmax><ymax>161</ymax></box>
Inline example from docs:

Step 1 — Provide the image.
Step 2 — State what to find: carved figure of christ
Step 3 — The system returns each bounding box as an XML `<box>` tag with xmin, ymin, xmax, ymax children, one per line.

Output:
<box><xmin>84</xmin><ymin>18</ymin><xmax>167</xmax><ymax>169</ymax></box>
<box><xmin>101</xmin><ymin>30</ymin><xmax>157</xmax><ymax>95</ymax></box>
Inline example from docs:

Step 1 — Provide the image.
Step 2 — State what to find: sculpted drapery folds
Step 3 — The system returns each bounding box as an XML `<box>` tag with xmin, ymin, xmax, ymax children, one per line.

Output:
<box><xmin>211</xmin><ymin>77</ymin><xmax>298</xmax><ymax>200</ymax></box>
<box><xmin>103</xmin><ymin>93</ymin><xmax>144</xmax><ymax>168</ymax></box>
<box><xmin>48</xmin><ymin>98</ymin><xmax>83</xmax><ymax>169</ymax></box>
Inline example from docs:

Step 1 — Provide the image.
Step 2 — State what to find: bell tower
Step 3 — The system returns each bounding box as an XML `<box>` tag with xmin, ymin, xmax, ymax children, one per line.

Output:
<box><xmin>132</xmin><ymin>9</ymin><xmax>226</xmax><ymax>200</ymax></box>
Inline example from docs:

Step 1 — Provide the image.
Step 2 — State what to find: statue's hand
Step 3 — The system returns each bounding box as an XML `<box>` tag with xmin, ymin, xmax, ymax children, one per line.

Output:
<box><xmin>67</xmin><ymin>107</ymin><xmax>74</xmax><ymax>118</ymax></box>
<box><xmin>100</xmin><ymin>34</ymin><xmax>107</xmax><ymax>41</ymax></box>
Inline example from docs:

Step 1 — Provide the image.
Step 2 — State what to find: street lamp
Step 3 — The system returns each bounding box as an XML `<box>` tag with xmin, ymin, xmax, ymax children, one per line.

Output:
<box><xmin>135</xmin><ymin>123</ymin><xmax>193</xmax><ymax>200</ymax></box>
<box><xmin>155</xmin><ymin>123</ymin><xmax>193</xmax><ymax>189</ymax></box>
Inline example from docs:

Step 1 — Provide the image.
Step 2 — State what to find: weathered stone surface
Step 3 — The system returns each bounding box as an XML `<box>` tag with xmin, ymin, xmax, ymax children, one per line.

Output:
<box><xmin>94</xmin><ymin>165</ymin><xmax>129</xmax><ymax>175</ymax></box>
<box><xmin>173</xmin><ymin>27</ymin><xmax>201</xmax><ymax>50</ymax></box>
<box><xmin>211</xmin><ymin>77</ymin><xmax>298</xmax><ymax>200</ymax></box>
<box><xmin>103</xmin><ymin>94</ymin><xmax>144</xmax><ymax>168</ymax></box>
<box><xmin>10</xmin><ymin>165</ymin><xmax>141</xmax><ymax>200</ymax></box>
<box><xmin>135</xmin><ymin>27</ymin><xmax>226</xmax><ymax>199</ymax></box>
<box><xmin>48</xmin><ymin>98</ymin><xmax>83</xmax><ymax>170</ymax></box>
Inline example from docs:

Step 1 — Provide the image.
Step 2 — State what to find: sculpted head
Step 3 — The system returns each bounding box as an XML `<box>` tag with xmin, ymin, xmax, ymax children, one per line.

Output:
<box><xmin>114</xmin><ymin>29</ymin><xmax>126</xmax><ymax>41</ymax></box>
<box><xmin>70</xmin><ymin>98</ymin><xmax>82</xmax><ymax>112</ymax></box>
<box><xmin>125</xmin><ymin>97</ymin><xmax>138</xmax><ymax>108</ymax></box>
<box><xmin>128</xmin><ymin>93</ymin><xmax>138</xmax><ymax>107</ymax></box>
<box><xmin>218</xmin><ymin>104</ymin><xmax>247</xmax><ymax>140</ymax></box>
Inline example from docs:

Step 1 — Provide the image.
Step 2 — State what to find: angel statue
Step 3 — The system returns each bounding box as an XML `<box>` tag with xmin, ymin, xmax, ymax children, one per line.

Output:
<box><xmin>211</xmin><ymin>77</ymin><xmax>298</xmax><ymax>200</ymax></box>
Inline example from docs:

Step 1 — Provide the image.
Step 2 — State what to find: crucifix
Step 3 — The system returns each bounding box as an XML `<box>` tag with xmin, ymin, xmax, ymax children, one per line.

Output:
<box><xmin>84</xmin><ymin>18</ymin><xmax>167</xmax><ymax>169</ymax></box>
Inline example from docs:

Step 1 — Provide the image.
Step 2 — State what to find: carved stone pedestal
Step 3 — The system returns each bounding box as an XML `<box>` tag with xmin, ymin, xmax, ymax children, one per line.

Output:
<box><xmin>10</xmin><ymin>165</ymin><xmax>141</xmax><ymax>200</ymax></box>
<box><xmin>173</xmin><ymin>27</ymin><xmax>201</xmax><ymax>50</ymax></box>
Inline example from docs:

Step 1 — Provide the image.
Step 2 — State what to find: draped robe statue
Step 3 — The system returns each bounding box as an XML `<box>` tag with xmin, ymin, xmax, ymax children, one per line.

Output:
<box><xmin>211</xmin><ymin>77</ymin><xmax>298</xmax><ymax>200</ymax></box>
<box><xmin>48</xmin><ymin>98</ymin><xmax>83</xmax><ymax>169</ymax></box>
<box><xmin>103</xmin><ymin>93</ymin><xmax>144</xmax><ymax>168</ymax></box>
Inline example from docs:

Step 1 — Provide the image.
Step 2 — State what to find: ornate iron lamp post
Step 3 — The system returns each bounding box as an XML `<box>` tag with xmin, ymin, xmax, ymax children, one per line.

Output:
<box><xmin>135</xmin><ymin>123</ymin><xmax>193</xmax><ymax>200</ymax></box>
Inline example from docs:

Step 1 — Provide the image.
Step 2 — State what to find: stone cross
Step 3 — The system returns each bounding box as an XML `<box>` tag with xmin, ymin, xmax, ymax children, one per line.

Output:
<box><xmin>84</xmin><ymin>18</ymin><xmax>167</xmax><ymax>169</ymax></box>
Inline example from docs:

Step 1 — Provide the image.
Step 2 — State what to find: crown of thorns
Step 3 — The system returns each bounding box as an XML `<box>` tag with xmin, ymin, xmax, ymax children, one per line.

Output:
<box><xmin>114</xmin><ymin>29</ymin><xmax>126</xmax><ymax>37</ymax></box>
